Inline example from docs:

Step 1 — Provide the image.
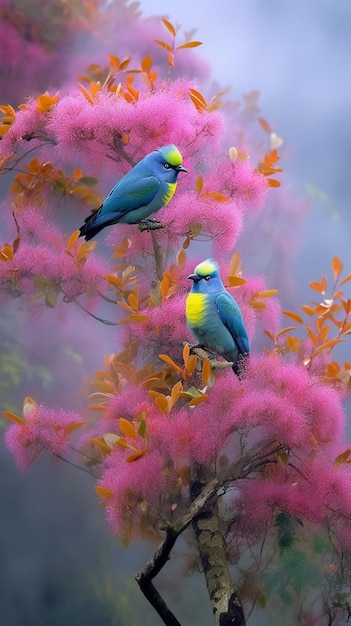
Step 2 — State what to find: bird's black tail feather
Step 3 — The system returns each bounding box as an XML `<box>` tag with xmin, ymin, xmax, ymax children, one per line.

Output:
<box><xmin>79</xmin><ymin>206</ymin><xmax>103</xmax><ymax>241</ymax></box>
<box><xmin>233</xmin><ymin>352</ymin><xmax>249</xmax><ymax>378</ymax></box>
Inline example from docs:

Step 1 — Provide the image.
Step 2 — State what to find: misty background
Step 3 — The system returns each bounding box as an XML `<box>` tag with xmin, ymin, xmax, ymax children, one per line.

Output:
<box><xmin>1</xmin><ymin>1</ymin><xmax>351</xmax><ymax>624</ymax></box>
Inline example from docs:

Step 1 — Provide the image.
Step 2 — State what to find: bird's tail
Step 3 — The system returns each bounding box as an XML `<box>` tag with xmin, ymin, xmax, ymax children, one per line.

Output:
<box><xmin>233</xmin><ymin>352</ymin><xmax>249</xmax><ymax>378</ymax></box>
<box><xmin>79</xmin><ymin>206</ymin><xmax>104</xmax><ymax>241</ymax></box>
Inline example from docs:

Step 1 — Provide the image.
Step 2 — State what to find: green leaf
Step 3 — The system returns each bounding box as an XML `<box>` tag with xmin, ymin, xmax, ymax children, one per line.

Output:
<box><xmin>78</xmin><ymin>176</ymin><xmax>99</xmax><ymax>187</ymax></box>
<box><xmin>138</xmin><ymin>418</ymin><xmax>147</xmax><ymax>438</ymax></box>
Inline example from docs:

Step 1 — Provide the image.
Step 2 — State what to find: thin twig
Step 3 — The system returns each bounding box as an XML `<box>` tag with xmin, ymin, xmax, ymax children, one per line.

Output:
<box><xmin>150</xmin><ymin>229</ymin><xmax>165</xmax><ymax>280</ymax></box>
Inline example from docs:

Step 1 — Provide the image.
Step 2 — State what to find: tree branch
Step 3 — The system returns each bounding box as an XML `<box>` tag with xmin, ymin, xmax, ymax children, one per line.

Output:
<box><xmin>191</xmin><ymin>464</ymin><xmax>245</xmax><ymax>626</ymax></box>
<box><xmin>135</xmin><ymin>440</ymin><xmax>280</xmax><ymax>625</ymax></box>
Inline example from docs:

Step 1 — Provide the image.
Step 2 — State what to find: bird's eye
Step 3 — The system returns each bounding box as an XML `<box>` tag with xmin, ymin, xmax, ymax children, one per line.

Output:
<box><xmin>164</xmin><ymin>163</ymin><xmax>170</xmax><ymax>169</ymax></box>
<box><xmin>204</xmin><ymin>276</ymin><xmax>211</xmax><ymax>281</ymax></box>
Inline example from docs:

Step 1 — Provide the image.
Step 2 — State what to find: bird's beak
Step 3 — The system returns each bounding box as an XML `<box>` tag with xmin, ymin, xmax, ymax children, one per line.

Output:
<box><xmin>188</xmin><ymin>273</ymin><xmax>201</xmax><ymax>282</ymax></box>
<box><xmin>176</xmin><ymin>165</ymin><xmax>187</xmax><ymax>173</ymax></box>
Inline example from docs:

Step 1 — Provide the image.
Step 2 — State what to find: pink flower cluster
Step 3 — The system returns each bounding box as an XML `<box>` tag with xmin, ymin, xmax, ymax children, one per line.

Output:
<box><xmin>91</xmin><ymin>352</ymin><xmax>349</xmax><ymax>540</ymax></box>
<box><xmin>5</xmin><ymin>404</ymin><xmax>83</xmax><ymax>469</ymax></box>
<box><xmin>46</xmin><ymin>82</ymin><xmax>224</xmax><ymax>176</ymax></box>
<box><xmin>0</xmin><ymin>209</ymin><xmax>109</xmax><ymax>306</ymax></box>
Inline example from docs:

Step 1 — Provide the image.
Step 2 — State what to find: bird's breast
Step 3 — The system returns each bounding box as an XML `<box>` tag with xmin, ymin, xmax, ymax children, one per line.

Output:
<box><xmin>186</xmin><ymin>293</ymin><xmax>208</xmax><ymax>326</ymax></box>
<box><xmin>162</xmin><ymin>182</ymin><xmax>177</xmax><ymax>205</ymax></box>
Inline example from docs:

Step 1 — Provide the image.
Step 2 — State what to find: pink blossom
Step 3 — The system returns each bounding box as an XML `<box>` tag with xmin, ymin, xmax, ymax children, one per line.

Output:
<box><xmin>100</xmin><ymin>449</ymin><xmax>167</xmax><ymax>539</ymax></box>
<box><xmin>5</xmin><ymin>405</ymin><xmax>83</xmax><ymax>469</ymax></box>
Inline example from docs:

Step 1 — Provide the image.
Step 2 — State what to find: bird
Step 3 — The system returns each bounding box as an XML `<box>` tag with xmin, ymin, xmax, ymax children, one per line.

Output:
<box><xmin>186</xmin><ymin>258</ymin><xmax>249</xmax><ymax>376</ymax></box>
<box><xmin>79</xmin><ymin>144</ymin><xmax>187</xmax><ymax>241</ymax></box>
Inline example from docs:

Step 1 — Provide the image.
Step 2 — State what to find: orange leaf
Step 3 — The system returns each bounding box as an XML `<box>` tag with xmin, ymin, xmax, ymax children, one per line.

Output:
<box><xmin>183</xmin><ymin>342</ymin><xmax>190</xmax><ymax>364</ymax></box>
<box><xmin>185</xmin><ymin>355</ymin><xmax>197</xmax><ymax>376</ymax></box>
<box><xmin>149</xmin><ymin>392</ymin><xmax>169</xmax><ymax>414</ymax></box>
<box><xmin>258</xmin><ymin>117</ymin><xmax>272</xmax><ymax>133</ymax></box>
<box><xmin>161</xmin><ymin>17</ymin><xmax>176</xmax><ymax>37</ymax></box>
<box><xmin>171</xmin><ymin>380</ymin><xmax>183</xmax><ymax>407</ymax></box>
<box><xmin>64</xmin><ymin>422</ymin><xmax>84</xmax><ymax>435</ymax></box>
<box><xmin>78</xmin><ymin>83</ymin><xmax>94</xmax><ymax>104</ymax></box>
<box><xmin>189</xmin><ymin>88</ymin><xmax>207</xmax><ymax>107</ymax></box>
<box><xmin>267</xmin><ymin>178</ymin><xmax>280</xmax><ymax>187</ymax></box>
<box><xmin>119</xmin><ymin>314</ymin><xmax>149</xmax><ymax>323</ymax></box>
<box><xmin>90</xmin><ymin>438</ymin><xmax>112</xmax><ymax>454</ymax></box>
<box><xmin>263</xmin><ymin>329</ymin><xmax>275</xmax><ymax>342</ymax></box>
<box><xmin>141</xmin><ymin>55</ymin><xmax>153</xmax><ymax>71</ymax></box>
<box><xmin>189</xmin><ymin>394</ymin><xmax>208</xmax><ymax>407</ymax></box>
<box><xmin>176</xmin><ymin>41</ymin><xmax>203</xmax><ymax>49</ymax></box>
<box><xmin>228</xmin><ymin>276</ymin><xmax>246</xmax><ymax>287</ymax></box>
<box><xmin>332</xmin><ymin>256</ymin><xmax>343</xmax><ymax>282</ymax></box>
<box><xmin>126</xmin><ymin>449</ymin><xmax>147</xmax><ymax>462</ymax></box>
<box><xmin>310</xmin><ymin>276</ymin><xmax>327</xmax><ymax>294</ymax></box>
<box><xmin>37</xmin><ymin>92</ymin><xmax>59</xmax><ymax>113</ymax></box>
<box><xmin>340</xmin><ymin>273</ymin><xmax>351</xmax><ymax>287</ymax></box>
<box><xmin>128</xmin><ymin>291</ymin><xmax>138</xmax><ymax>311</ymax></box>
<box><xmin>276</xmin><ymin>326</ymin><xmax>297</xmax><ymax>337</ymax></box>
<box><xmin>196</xmin><ymin>175</ymin><xmax>203</xmax><ymax>194</ymax></box>
<box><xmin>259</xmin><ymin>289</ymin><xmax>278</xmax><ymax>298</ymax></box>
<box><xmin>154</xmin><ymin>39</ymin><xmax>172</xmax><ymax>52</ymax></box>
<box><xmin>105</xmin><ymin>274</ymin><xmax>122</xmax><ymax>289</ymax></box>
<box><xmin>302</xmin><ymin>304</ymin><xmax>315</xmax><ymax>316</ymax></box>
<box><xmin>119</xmin><ymin>57</ymin><xmax>131</xmax><ymax>71</ymax></box>
<box><xmin>107</xmin><ymin>54</ymin><xmax>120</xmax><ymax>70</ymax></box>
<box><xmin>201</xmin><ymin>191</ymin><xmax>229</xmax><ymax>202</ymax></box>
<box><xmin>2</xmin><ymin>410</ymin><xmax>24</xmax><ymax>424</ymax></box>
<box><xmin>95</xmin><ymin>485</ymin><xmax>113</xmax><ymax>499</ymax></box>
<box><xmin>119</xmin><ymin>418</ymin><xmax>136</xmax><ymax>439</ymax></box>
<box><xmin>283</xmin><ymin>310</ymin><xmax>304</xmax><ymax>324</ymax></box>
<box><xmin>312</xmin><ymin>338</ymin><xmax>344</xmax><ymax>357</ymax></box>
<box><xmin>340</xmin><ymin>321</ymin><xmax>351</xmax><ymax>335</ymax></box>
<box><xmin>176</xmin><ymin>248</ymin><xmax>186</xmax><ymax>268</ymax></box>
<box><xmin>229</xmin><ymin>251</ymin><xmax>241</xmax><ymax>276</ymax></box>
<box><xmin>12</xmin><ymin>235</ymin><xmax>21</xmax><ymax>254</ymax></box>
<box><xmin>158</xmin><ymin>353</ymin><xmax>182</xmax><ymax>373</ymax></box>
<box><xmin>0</xmin><ymin>244</ymin><xmax>13</xmax><ymax>262</ymax></box>
<box><xmin>334</xmin><ymin>449</ymin><xmax>351</xmax><ymax>468</ymax></box>
<box><xmin>189</xmin><ymin>93</ymin><xmax>206</xmax><ymax>112</ymax></box>
<box><xmin>286</xmin><ymin>336</ymin><xmax>300</xmax><ymax>352</ymax></box>
<box><xmin>202</xmin><ymin>358</ymin><xmax>211</xmax><ymax>386</ymax></box>
<box><xmin>67</xmin><ymin>230</ymin><xmax>80</xmax><ymax>250</ymax></box>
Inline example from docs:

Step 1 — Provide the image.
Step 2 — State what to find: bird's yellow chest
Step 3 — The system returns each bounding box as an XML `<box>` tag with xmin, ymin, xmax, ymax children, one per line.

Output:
<box><xmin>162</xmin><ymin>182</ymin><xmax>176</xmax><ymax>205</ymax></box>
<box><xmin>186</xmin><ymin>293</ymin><xmax>207</xmax><ymax>326</ymax></box>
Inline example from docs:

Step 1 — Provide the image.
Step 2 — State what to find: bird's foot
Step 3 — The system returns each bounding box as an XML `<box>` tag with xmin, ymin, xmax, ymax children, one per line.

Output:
<box><xmin>138</xmin><ymin>219</ymin><xmax>164</xmax><ymax>232</ymax></box>
<box><xmin>189</xmin><ymin>343</ymin><xmax>216</xmax><ymax>358</ymax></box>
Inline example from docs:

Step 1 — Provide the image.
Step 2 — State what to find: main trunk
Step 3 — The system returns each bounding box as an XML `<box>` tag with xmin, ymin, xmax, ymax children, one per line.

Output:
<box><xmin>191</xmin><ymin>468</ymin><xmax>246</xmax><ymax>626</ymax></box>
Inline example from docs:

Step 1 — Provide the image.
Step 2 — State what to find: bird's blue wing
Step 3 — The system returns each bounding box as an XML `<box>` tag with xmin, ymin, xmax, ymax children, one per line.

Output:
<box><xmin>100</xmin><ymin>175</ymin><xmax>160</xmax><ymax>217</ymax></box>
<box><xmin>216</xmin><ymin>292</ymin><xmax>249</xmax><ymax>355</ymax></box>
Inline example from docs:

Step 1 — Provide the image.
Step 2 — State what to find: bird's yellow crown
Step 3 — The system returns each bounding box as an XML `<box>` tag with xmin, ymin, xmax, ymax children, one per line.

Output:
<box><xmin>157</xmin><ymin>144</ymin><xmax>183</xmax><ymax>167</ymax></box>
<box><xmin>194</xmin><ymin>258</ymin><xmax>219</xmax><ymax>277</ymax></box>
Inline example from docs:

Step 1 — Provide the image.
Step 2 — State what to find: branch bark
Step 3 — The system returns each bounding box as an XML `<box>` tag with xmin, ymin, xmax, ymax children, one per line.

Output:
<box><xmin>135</xmin><ymin>439</ymin><xmax>281</xmax><ymax>625</ymax></box>
<box><xmin>191</xmin><ymin>465</ymin><xmax>246</xmax><ymax>626</ymax></box>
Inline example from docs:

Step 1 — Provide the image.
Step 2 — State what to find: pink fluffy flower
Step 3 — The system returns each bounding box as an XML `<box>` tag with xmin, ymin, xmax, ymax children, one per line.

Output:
<box><xmin>99</xmin><ymin>448</ymin><xmax>167</xmax><ymax>539</ymax></box>
<box><xmin>5</xmin><ymin>402</ymin><xmax>83</xmax><ymax>469</ymax></box>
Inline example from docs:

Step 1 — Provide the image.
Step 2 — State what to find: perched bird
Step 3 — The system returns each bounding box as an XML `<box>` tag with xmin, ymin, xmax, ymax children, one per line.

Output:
<box><xmin>79</xmin><ymin>144</ymin><xmax>187</xmax><ymax>241</ymax></box>
<box><xmin>186</xmin><ymin>258</ymin><xmax>249</xmax><ymax>376</ymax></box>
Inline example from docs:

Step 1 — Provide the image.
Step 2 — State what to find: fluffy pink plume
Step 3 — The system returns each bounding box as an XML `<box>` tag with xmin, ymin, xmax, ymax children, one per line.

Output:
<box><xmin>5</xmin><ymin>404</ymin><xmax>83</xmax><ymax>469</ymax></box>
<box><xmin>100</xmin><ymin>449</ymin><xmax>167</xmax><ymax>538</ymax></box>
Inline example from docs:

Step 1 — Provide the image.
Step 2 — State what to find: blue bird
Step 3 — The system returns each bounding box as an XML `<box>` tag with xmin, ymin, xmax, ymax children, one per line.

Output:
<box><xmin>79</xmin><ymin>144</ymin><xmax>187</xmax><ymax>241</ymax></box>
<box><xmin>186</xmin><ymin>258</ymin><xmax>249</xmax><ymax>376</ymax></box>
